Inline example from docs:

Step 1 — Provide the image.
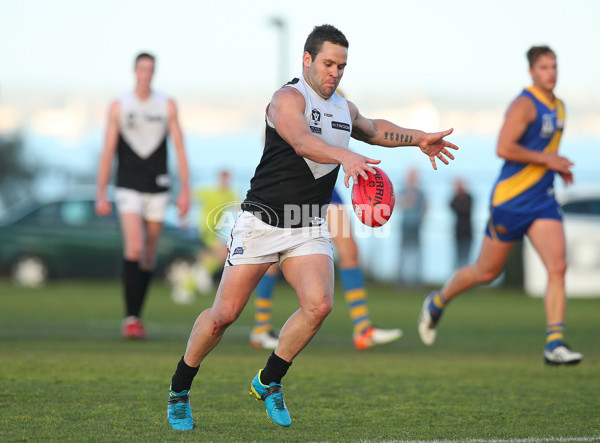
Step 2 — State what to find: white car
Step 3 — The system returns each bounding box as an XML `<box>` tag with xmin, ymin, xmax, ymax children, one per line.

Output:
<box><xmin>524</xmin><ymin>188</ymin><xmax>600</xmax><ymax>297</ymax></box>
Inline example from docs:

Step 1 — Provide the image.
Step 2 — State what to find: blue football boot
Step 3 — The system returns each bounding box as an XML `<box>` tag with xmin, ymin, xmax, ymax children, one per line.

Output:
<box><xmin>167</xmin><ymin>388</ymin><xmax>194</xmax><ymax>431</ymax></box>
<box><xmin>250</xmin><ymin>370</ymin><xmax>291</xmax><ymax>427</ymax></box>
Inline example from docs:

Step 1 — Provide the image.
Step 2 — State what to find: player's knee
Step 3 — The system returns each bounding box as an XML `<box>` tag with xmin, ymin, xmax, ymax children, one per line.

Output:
<box><xmin>307</xmin><ymin>296</ymin><xmax>334</xmax><ymax>324</ymax></box>
<box><xmin>547</xmin><ymin>258</ymin><xmax>567</xmax><ymax>276</ymax></box>
<box><xmin>319</xmin><ymin>297</ymin><xmax>334</xmax><ymax>318</ymax></box>
<box><xmin>479</xmin><ymin>268</ymin><xmax>501</xmax><ymax>285</ymax></box>
<box><xmin>211</xmin><ymin>306</ymin><xmax>241</xmax><ymax>329</ymax></box>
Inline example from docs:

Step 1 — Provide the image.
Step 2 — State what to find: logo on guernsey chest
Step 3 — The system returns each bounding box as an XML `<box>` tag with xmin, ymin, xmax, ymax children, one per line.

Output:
<box><xmin>145</xmin><ymin>114</ymin><xmax>164</xmax><ymax>123</ymax></box>
<box><xmin>332</xmin><ymin>121</ymin><xmax>350</xmax><ymax>132</ymax></box>
<box><xmin>127</xmin><ymin>113</ymin><xmax>136</xmax><ymax>129</ymax></box>
<box><xmin>310</xmin><ymin>108</ymin><xmax>322</xmax><ymax>134</ymax></box>
<box><xmin>540</xmin><ymin>114</ymin><xmax>555</xmax><ymax>138</ymax></box>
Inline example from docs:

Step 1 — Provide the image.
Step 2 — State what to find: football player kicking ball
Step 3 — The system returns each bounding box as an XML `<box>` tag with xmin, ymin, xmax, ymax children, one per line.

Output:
<box><xmin>167</xmin><ymin>24</ymin><xmax>458</xmax><ymax>431</ymax></box>
<box><xmin>418</xmin><ymin>46</ymin><xmax>583</xmax><ymax>366</ymax></box>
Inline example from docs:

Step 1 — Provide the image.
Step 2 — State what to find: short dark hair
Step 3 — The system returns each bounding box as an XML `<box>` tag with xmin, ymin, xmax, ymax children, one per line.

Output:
<box><xmin>303</xmin><ymin>24</ymin><xmax>349</xmax><ymax>61</ymax></box>
<box><xmin>526</xmin><ymin>46</ymin><xmax>555</xmax><ymax>68</ymax></box>
<box><xmin>135</xmin><ymin>52</ymin><xmax>155</xmax><ymax>67</ymax></box>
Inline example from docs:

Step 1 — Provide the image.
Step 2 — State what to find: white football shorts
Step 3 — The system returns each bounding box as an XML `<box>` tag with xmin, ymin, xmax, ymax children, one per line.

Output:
<box><xmin>225</xmin><ymin>211</ymin><xmax>333</xmax><ymax>266</ymax></box>
<box><xmin>114</xmin><ymin>187</ymin><xmax>170</xmax><ymax>222</ymax></box>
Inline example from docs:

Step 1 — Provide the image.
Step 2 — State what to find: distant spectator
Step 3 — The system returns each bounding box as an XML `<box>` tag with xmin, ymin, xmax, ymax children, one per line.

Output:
<box><xmin>398</xmin><ymin>168</ymin><xmax>427</xmax><ymax>286</ymax></box>
<box><xmin>450</xmin><ymin>178</ymin><xmax>473</xmax><ymax>269</ymax></box>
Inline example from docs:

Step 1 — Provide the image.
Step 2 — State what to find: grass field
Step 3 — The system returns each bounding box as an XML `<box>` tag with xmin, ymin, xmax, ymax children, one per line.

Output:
<box><xmin>0</xmin><ymin>278</ymin><xmax>598</xmax><ymax>442</ymax></box>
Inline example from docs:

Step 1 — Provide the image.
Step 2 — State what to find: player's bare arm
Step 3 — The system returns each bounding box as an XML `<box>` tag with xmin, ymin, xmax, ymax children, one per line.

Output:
<box><xmin>167</xmin><ymin>98</ymin><xmax>191</xmax><ymax>218</ymax></box>
<box><xmin>269</xmin><ymin>87</ymin><xmax>380</xmax><ymax>188</ymax></box>
<box><xmin>498</xmin><ymin>96</ymin><xmax>573</xmax><ymax>180</ymax></box>
<box><xmin>348</xmin><ymin>100</ymin><xmax>458</xmax><ymax>170</ymax></box>
<box><xmin>95</xmin><ymin>100</ymin><xmax>120</xmax><ymax>216</ymax></box>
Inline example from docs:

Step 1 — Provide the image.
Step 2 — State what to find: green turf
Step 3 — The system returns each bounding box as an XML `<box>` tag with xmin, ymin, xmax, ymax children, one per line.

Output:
<box><xmin>0</xmin><ymin>279</ymin><xmax>598</xmax><ymax>442</ymax></box>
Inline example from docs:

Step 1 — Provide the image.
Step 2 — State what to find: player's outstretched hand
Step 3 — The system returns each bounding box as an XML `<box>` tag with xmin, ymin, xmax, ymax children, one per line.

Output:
<box><xmin>419</xmin><ymin>128</ymin><xmax>459</xmax><ymax>170</ymax></box>
<box><xmin>341</xmin><ymin>150</ymin><xmax>381</xmax><ymax>188</ymax></box>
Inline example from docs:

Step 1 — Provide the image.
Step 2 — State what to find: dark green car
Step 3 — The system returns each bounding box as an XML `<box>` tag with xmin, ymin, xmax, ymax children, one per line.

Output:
<box><xmin>0</xmin><ymin>197</ymin><xmax>202</xmax><ymax>286</ymax></box>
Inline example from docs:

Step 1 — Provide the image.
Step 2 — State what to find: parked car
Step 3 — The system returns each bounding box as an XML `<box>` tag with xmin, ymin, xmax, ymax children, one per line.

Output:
<box><xmin>0</xmin><ymin>196</ymin><xmax>203</xmax><ymax>287</ymax></box>
<box><xmin>524</xmin><ymin>188</ymin><xmax>600</xmax><ymax>298</ymax></box>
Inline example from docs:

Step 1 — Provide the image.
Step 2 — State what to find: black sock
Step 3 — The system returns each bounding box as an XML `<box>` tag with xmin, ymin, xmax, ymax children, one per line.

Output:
<box><xmin>135</xmin><ymin>269</ymin><xmax>153</xmax><ymax>317</ymax></box>
<box><xmin>171</xmin><ymin>356</ymin><xmax>200</xmax><ymax>393</ymax></box>
<box><xmin>123</xmin><ymin>259</ymin><xmax>140</xmax><ymax>317</ymax></box>
<box><xmin>260</xmin><ymin>352</ymin><xmax>291</xmax><ymax>385</ymax></box>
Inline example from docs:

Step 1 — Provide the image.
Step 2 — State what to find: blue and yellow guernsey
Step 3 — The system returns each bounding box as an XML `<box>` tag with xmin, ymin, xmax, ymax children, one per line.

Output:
<box><xmin>490</xmin><ymin>86</ymin><xmax>565</xmax><ymax>213</ymax></box>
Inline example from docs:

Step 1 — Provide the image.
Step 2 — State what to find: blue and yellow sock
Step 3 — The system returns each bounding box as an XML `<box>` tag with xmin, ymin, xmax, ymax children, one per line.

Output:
<box><xmin>428</xmin><ymin>292</ymin><xmax>448</xmax><ymax>322</ymax></box>
<box><xmin>546</xmin><ymin>323</ymin><xmax>565</xmax><ymax>351</ymax></box>
<box><xmin>253</xmin><ymin>274</ymin><xmax>277</xmax><ymax>335</ymax></box>
<box><xmin>340</xmin><ymin>267</ymin><xmax>371</xmax><ymax>335</ymax></box>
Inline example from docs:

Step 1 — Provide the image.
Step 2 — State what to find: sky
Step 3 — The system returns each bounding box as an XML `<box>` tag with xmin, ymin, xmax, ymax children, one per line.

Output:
<box><xmin>1</xmin><ymin>0</ymin><xmax>599</xmax><ymax>96</ymax></box>
<box><xmin>2</xmin><ymin>0</ymin><xmax>600</xmax><ymax>128</ymax></box>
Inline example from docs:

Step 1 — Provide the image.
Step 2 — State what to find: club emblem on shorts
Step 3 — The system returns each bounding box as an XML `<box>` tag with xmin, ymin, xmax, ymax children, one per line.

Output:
<box><xmin>232</xmin><ymin>246</ymin><xmax>246</xmax><ymax>256</ymax></box>
<box><xmin>494</xmin><ymin>224</ymin><xmax>508</xmax><ymax>235</ymax></box>
<box><xmin>310</xmin><ymin>216</ymin><xmax>325</xmax><ymax>226</ymax></box>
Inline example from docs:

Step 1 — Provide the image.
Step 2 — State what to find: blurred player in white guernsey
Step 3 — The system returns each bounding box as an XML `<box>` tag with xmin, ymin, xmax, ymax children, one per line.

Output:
<box><xmin>95</xmin><ymin>52</ymin><xmax>190</xmax><ymax>340</ymax></box>
<box><xmin>167</xmin><ymin>25</ymin><xmax>458</xmax><ymax>431</ymax></box>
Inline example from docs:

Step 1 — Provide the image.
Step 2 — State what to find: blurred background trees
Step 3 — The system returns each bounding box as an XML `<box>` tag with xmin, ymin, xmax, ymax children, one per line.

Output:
<box><xmin>0</xmin><ymin>134</ymin><xmax>36</xmax><ymax>215</ymax></box>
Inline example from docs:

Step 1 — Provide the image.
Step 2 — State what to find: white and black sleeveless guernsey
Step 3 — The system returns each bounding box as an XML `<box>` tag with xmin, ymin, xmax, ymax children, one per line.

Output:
<box><xmin>242</xmin><ymin>76</ymin><xmax>352</xmax><ymax>228</ymax></box>
<box><xmin>116</xmin><ymin>91</ymin><xmax>170</xmax><ymax>193</ymax></box>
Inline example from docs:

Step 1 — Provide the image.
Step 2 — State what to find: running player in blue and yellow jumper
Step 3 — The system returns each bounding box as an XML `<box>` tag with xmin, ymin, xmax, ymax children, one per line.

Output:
<box><xmin>418</xmin><ymin>45</ymin><xmax>583</xmax><ymax>365</ymax></box>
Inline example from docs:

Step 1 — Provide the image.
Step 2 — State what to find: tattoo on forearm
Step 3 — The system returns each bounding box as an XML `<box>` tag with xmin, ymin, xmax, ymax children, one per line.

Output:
<box><xmin>384</xmin><ymin>131</ymin><xmax>413</xmax><ymax>144</ymax></box>
<box><xmin>352</xmin><ymin>125</ymin><xmax>371</xmax><ymax>141</ymax></box>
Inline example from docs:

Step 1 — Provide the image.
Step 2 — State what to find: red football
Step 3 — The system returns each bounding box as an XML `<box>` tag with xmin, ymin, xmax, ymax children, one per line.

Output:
<box><xmin>351</xmin><ymin>166</ymin><xmax>395</xmax><ymax>227</ymax></box>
